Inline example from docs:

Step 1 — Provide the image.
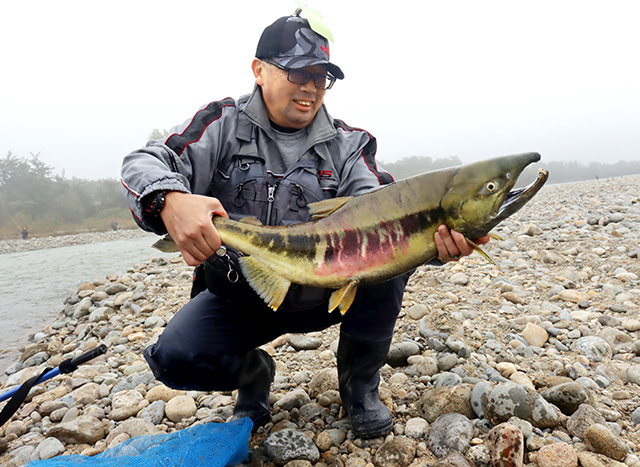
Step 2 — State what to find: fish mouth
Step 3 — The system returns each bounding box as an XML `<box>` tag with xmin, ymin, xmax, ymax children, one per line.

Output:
<box><xmin>490</xmin><ymin>167</ymin><xmax>549</xmax><ymax>229</ymax></box>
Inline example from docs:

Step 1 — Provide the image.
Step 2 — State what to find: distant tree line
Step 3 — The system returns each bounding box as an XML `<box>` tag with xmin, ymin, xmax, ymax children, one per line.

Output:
<box><xmin>0</xmin><ymin>152</ymin><xmax>131</xmax><ymax>237</ymax></box>
<box><xmin>379</xmin><ymin>155</ymin><xmax>640</xmax><ymax>185</ymax></box>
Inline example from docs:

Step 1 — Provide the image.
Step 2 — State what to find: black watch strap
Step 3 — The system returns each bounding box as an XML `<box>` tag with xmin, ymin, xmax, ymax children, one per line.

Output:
<box><xmin>143</xmin><ymin>190</ymin><xmax>167</xmax><ymax>218</ymax></box>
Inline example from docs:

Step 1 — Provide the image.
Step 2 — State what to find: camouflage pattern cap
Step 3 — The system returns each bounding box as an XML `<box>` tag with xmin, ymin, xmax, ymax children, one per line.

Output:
<box><xmin>256</xmin><ymin>15</ymin><xmax>344</xmax><ymax>80</ymax></box>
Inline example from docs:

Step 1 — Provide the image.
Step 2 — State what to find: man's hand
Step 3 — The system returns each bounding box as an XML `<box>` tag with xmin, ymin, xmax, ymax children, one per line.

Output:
<box><xmin>160</xmin><ymin>192</ymin><xmax>228</xmax><ymax>266</ymax></box>
<box><xmin>434</xmin><ymin>225</ymin><xmax>490</xmax><ymax>263</ymax></box>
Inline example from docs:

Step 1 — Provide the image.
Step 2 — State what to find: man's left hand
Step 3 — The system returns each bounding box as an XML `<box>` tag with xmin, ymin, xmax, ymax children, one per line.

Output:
<box><xmin>434</xmin><ymin>225</ymin><xmax>490</xmax><ymax>263</ymax></box>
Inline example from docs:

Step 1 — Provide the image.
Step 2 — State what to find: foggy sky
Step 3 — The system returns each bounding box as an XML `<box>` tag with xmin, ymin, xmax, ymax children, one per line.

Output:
<box><xmin>2</xmin><ymin>0</ymin><xmax>639</xmax><ymax>180</ymax></box>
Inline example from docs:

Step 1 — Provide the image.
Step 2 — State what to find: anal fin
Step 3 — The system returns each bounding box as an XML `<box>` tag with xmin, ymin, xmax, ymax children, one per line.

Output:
<box><xmin>238</xmin><ymin>257</ymin><xmax>291</xmax><ymax>310</ymax></box>
<box><xmin>328</xmin><ymin>281</ymin><xmax>358</xmax><ymax>315</ymax></box>
<box><xmin>152</xmin><ymin>235</ymin><xmax>179</xmax><ymax>253</ymax></box>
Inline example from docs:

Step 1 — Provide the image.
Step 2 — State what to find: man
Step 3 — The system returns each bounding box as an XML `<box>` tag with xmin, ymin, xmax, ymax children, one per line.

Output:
<box><xmin>121</xmin><ymin>12</ymin><xmax>487</xmax><ymax>439</ymax></box>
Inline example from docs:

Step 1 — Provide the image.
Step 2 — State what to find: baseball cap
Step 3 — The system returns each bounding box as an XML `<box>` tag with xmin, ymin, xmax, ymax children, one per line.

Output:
<box><xmin>256</xmin><ymin>14</ymin><xmax>344</xmax><ymax>80</ymax></box>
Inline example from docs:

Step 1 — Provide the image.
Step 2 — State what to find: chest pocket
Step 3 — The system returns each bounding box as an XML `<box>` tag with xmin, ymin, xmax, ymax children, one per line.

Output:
<box><xmin>210</xmin><ymin>141</ymin><xmax>325</xmax><ymax>226</ymax></box>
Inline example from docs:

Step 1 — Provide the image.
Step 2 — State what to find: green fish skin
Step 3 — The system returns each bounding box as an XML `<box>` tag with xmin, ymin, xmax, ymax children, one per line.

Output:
<box><xmin>155</xmin><ymin>152</ymin><xmax>549</xmax><ymax>313</ymax></box>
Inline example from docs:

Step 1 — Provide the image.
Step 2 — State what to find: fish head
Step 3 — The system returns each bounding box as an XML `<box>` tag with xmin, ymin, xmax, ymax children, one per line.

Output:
<box><xmin>440</xmin><ymin>152</ymin><xmax>548</xmax><ymax>238</ymax></box>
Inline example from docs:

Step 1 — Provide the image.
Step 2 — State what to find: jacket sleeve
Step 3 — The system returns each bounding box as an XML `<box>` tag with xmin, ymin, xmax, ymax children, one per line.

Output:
<box><xmin>120</xmin><ymin>98</ymin><xmax>238</xmax><ymax>233</ymax></box>
<box><xmin>332</xmin><ymin>123</ymin><xmax>394</xmax><ymax>197</ymax></box>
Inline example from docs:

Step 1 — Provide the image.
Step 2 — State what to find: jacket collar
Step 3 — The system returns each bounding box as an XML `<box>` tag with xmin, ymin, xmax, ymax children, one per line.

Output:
<box><xmin>238</xmin><ymin>85</ymin><xmax>336</xmax><ymax>159</ymax></box>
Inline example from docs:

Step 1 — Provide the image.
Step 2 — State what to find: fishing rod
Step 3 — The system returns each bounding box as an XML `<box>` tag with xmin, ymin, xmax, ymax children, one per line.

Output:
<box><xmin>0</xmin><ymin>199</ymin><xmax>23</xmax><ymax>231</ymax></box>
<box><xmin>0</xmin><ymin>344</ymin><xmax>107</xmax><ymax>425</ymax></box>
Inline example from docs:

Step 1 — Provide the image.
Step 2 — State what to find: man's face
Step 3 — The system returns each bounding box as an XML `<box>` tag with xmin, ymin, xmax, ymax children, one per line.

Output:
<box><xmin>252</xmin><ymin>59</ymin><xmax>328</xmax><ymax>130</ymax></box>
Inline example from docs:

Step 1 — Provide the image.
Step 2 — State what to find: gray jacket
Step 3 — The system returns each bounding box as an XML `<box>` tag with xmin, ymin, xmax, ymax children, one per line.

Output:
<box><xmin>121</xmin><ymin>86</ymin><xmax>393</xmax><ymax>233</ymax></box>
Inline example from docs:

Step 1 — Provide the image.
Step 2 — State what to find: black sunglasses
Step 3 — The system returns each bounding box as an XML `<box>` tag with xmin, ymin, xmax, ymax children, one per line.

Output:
<box><xmin>266</xmin><ymin>61</ymin><xmax>336</xmax><ymax>90</ymax></box>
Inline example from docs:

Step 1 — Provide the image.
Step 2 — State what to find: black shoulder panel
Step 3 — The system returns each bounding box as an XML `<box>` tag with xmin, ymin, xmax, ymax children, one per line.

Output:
<box><xmin>165</xmin><ymin>98</ymin><xmax>236</xmax><ymax>156</ymax></box>
<box><xmin>334</xmin><ymin>119</ymin><xmax>394</xmax><ymax>185</ymax></box>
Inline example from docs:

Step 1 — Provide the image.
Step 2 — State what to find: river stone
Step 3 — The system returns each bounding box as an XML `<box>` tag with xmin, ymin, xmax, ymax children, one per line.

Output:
<box><xmin>471</xmin><ymin>381</ymin><xmax>492</xmax><ymax>418</ymax></box>
<box><xmin>404</xmin><ymin>417</ymin><xmax>429</xmax><ymax>439</ymax></box>
<box><xmin>387</xmin><ymin>341</ymin><xmax>421</xmax><ymax>367</ymax></box>
<box><xmin>146</xmin><ymin>384</ymin><xmax>184</xmax><ymax>402</ymax></box>
<box><xmin>287</xmin><ymin>334</ymin><xmax>322</xmax><ymax>351</ymax></box>
<box><xmin>583</xmin><ymin>423</ymin><xmax>630</xmax><ymax>461</ymax></box>
<box><xmin>47</xmin><ymin>414</ymin><xmax>105</xmax><ymax>444</ymax></box>
<box><xmin>105</xmin><ymin>418</ymin><xmax>158</xmax><ymax>445</ymax></box>
<box><xmin>33</xmin><ymin>437</ymin><xmax>65</xmax><ymax>460</ymax></box>
<box><xmin>432</xmin><ymin>452</ymin><xmax>475</xmax><ymax>467</ymax></box>
<box><xmin>406</xmin><ymin>304</ymin><xmax>429</xmax><ymax>320</ymax></box>
<box><xmin>484</xmin><ymin>382</ymin><xmax>559</xmax><ymax>428</ymax></box>
<box><xmin>416</xmin><ymin>384</ymin><xmax>474</xmax><ymax>423</ymax></box>
<box><xmin>65</xmin><ymin>382</ymin><xmax>101</xmax><ymax>406</ymax></box>
<box><xmin>109</xmin><ymin>389</ymin><xmax>144</xmax><ymax>421</ymax></box>
<box><xmin>136</xmin><ymin>400</ymin><xmax>164</xmax><ymax>425</ymax></box>
<box><xmin>308</xmin><ymin>368</ymin><xmax>338</xmax><ymax>398</ymax></box>
<box><xmin>428</xmin><ymin>413</ymin><xmax>473</xmax><ymax>458</ymax></box>
<box><xmin>521</xmin><ymin>323</ymin><xmax>548</xmax><ymax>347</ymax></box>
<box><xmin>372</xmin><ymin>436</ymin><xmax>416</xmax><ymax>467</ymax></box>
<box><xmin>263</xmin><ymin>429</ymin><xmax>320</xmax><ymax>465</ymax></box>
<box><xmin>487</xmin><ymin>423</ymin><xmax>524</xmax><ymax>467</ymax></box>
<box><xmin>536</xmin><ymin>442</ymin><xmax>578</xmax><ymax>467</ymax></box>
<box><xmin>274</xmin><ymin>388</ymin><xmax>311</xmax><ymax>411</ymax></box>
<box><xmin>106</xmin><ymin>283</ymin><xmax>128</xmax><ymax>295</ymax></box>
<box><xmin>539</xmin><ymin>382</ymin><xmax>595</xmax><ymax>415</ymax></box>
<box><xmin>165</xmin><ymin>395</ymin><xmax>197</xmax><ymax>422</ymax></box>
<box><xmin>572</xmin><ymin>336</ymin><xmax>613</xmax><ymax>360</ymax></box>
<box><xmin>577</xmin><ymin>451</ymin><xmax>627</xmax><ymax>467</ymax></box>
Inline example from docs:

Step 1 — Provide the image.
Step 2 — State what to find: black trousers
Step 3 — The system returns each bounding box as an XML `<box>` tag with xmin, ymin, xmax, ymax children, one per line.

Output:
<box><xmin>144</xmin><ymin>273</ymin><xmax>411</xmax><ymax>391</ymax></box>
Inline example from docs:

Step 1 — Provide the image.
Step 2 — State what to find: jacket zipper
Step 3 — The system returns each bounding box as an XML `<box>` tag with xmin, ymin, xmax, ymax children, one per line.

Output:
<box><xmin>265</xmin><ymin>182</ymin><xmax>279</xmax><ymax>225</ymax></box>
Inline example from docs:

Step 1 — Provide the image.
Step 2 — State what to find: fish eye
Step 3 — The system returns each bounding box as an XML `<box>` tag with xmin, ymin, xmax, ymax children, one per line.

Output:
<box><xmin>486</xmin><ymin>182</ymin><xmax>497</xmax><ymax>192</ymax></box>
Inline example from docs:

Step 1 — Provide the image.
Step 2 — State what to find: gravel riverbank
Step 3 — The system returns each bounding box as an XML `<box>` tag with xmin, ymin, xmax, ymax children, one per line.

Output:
<box><xmin>1</xmin><ymin>176</ymin><xmax>639</xmax><ymax>466</ymax></box>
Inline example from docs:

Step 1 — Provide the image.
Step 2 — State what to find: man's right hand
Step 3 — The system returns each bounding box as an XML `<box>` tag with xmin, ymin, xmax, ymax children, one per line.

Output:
<box><xmin>160</xmin><ymin>192</ymin><xmax>228</xmax><ymax>266</ymax></box>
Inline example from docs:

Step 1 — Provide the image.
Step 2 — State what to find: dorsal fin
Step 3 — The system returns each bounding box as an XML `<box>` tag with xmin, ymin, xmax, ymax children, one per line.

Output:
<box><xmin>307</xmin><ymin>196</ymin><xmax>352</xmax><ymax>219</ymax></box>
<box><xmin>238</xmin><ymin>256</ymin><xmax>291</xmax><ymax>310</ymax></box>
<box><xmin>239</xmin><ymin>216</ymin><xmax>263</xmax><ymax>226</ymax></box>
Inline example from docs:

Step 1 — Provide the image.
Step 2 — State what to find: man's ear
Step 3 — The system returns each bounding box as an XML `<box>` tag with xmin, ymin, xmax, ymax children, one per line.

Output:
<box><xmin>252</xmin><ymin>59</ymin><xmax>266</xmax><ymax>86</ymax></box>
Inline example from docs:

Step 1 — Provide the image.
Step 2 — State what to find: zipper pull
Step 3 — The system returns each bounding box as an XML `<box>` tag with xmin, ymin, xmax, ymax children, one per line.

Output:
<box><xmin>265</xmin><ymin>182</ymin><xmax>279</xmax><ymax>225</ymax></box>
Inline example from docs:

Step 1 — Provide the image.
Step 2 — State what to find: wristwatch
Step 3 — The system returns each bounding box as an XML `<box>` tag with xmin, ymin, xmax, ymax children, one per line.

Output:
<box><xmin>142</xmin><ymin>190</ymin><xmax>167</xmax><ymax>229</ymax></box>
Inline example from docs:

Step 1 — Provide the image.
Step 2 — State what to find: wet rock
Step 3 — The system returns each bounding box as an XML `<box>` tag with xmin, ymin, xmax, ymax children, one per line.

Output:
<box><xmin>372</xmin><ymin>436</ymin><xmax>416</xmax><ymax>467</ymax></box>
<box><xmin>427</xmin><ymin>413</ymin><xmax>473</xmax><ymax>458</ymax></box>
<box><xmin>264</xmin><ymin>429</ymin><xmax>320</xmax><ymax>465</ymax></box>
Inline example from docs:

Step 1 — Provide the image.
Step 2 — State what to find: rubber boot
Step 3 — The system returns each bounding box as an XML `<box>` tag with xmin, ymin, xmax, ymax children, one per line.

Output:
<box><xmin>337</xmin><ymin>332</ymin><xmax>393</xmax><ymax>439</ymax></box>
<box><xmin>230</xmin><ymin>349</ymin><xmax>275</xmax><ymax>429</ymax></box>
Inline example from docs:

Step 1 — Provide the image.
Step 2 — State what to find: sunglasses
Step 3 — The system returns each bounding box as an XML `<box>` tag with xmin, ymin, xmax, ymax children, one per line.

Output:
<box><xmin>266</xmin><ymin>61</ymin><xmax>336</xmax><ymax>90</ymax></box>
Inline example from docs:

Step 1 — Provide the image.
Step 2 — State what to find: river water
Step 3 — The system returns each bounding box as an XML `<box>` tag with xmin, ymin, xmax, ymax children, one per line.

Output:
<box><xmin>0</xmin><ymin>235</ymin><xmax>178</xmax><ymax>374</ymax></box>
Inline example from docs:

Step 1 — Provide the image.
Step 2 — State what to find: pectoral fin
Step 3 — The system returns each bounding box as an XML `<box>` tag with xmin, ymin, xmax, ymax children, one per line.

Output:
<box><xmin>466</xmin><ymin>239</ymin><xmax>497</xmax><ymax>266</ymax></box>
<box><xmin>238</xmin><ymin>256</ymin><xmax>291</xmax><ymax>310</ymax></box>
<box><xmin>239</xmin><ymin>216</ymin><xmax>263</xmax><ymax>226</ymax></box>
<box><xmin>328</xmin><ymin>281</ymin><xmax>359</xmax><ymax>315</ymax></box>
<box><xmin>152</xmin><ymin>235</ymin><xmax>179</xmax><ymax>253</ymax></box>
<box><xmin>308</xmin><ymin>197</ymin><xmax>352</xmax><ymax>219</ymax></box>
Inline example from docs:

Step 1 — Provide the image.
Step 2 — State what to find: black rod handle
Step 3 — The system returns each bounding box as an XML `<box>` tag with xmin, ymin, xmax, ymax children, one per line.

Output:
<box><xmin>59</xmin><ymin>344</ymin><xmax>108</xmax><ymax>374</ymax></box>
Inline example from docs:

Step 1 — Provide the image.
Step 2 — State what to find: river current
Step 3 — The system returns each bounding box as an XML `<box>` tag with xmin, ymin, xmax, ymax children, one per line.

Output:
<box><xmin>0</xmin><ymin>235</ymin><xmax>178</xmax><ymax>374</ymax></box>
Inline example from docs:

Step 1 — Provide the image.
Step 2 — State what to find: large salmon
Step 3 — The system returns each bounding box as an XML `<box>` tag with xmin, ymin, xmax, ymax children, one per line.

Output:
<box><xmin>156</xmin><ymin>152</ymin><xmax>548</xmax><ymax>314</ymax></box>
